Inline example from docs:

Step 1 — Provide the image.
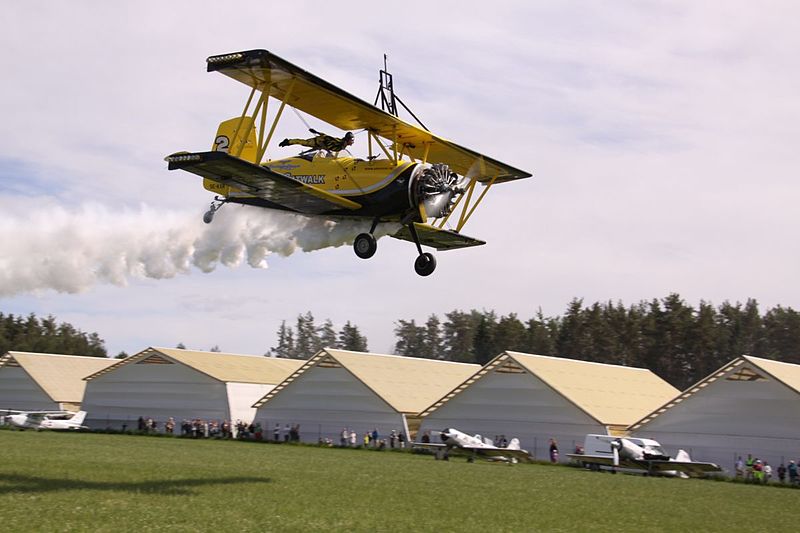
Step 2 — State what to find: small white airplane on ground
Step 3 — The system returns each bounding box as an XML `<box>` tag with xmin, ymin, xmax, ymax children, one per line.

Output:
<box><xmin>567</xmin><ymin>434</ymin><xmax>722</xmax><ymax>477</ymax></box>
<box><xmin>413</xmin><ymin>428</ymin><xmax>533</xmax><ymax>463</ymax></box>
<box><xmin>4</xmin><ymin>410</ymin><xmax>89</xmax><ymax>431</ymax></box>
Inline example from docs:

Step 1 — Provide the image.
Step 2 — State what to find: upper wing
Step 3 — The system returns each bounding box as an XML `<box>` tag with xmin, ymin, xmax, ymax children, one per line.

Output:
<box><xmin>391</xmin><ymin>223</ymin><xmax>485</xmax><ymax>251</ymax></box>
<box><xmin>205</xmin><ymin>50</ymin><xmax>531</xmax><ymax>184</ymax></box>
<box><xmin>167</xmin><ymin>151</ymin><xmax>361</xmax><ymax>214</ymax></box>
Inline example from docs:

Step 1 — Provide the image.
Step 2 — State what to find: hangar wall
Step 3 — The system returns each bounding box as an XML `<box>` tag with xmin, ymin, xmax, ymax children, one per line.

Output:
<box><xmin>418</xmin><ymin>371</ymin><xmax>606</xmax><ymax>459</ymax></box>
<box><xmin>226</xmin><ymin>382</ymin><xmax>275</xmax><ymax>424</ymax></box>
<box><xmin>254</xmin><ymin>365</ymin><xmax>406</xmax><ymax>443</ymax></box>
<box><xmin>82</xmin><ymin>359</ymin><xmax>230</xmax><ymax>429</ymax></box>
<box><xmin>0</xmin><ymin>367</ymin><xmax>60</xmax><ymax>411</ymax></box>
<box><xmin>631</xmin><ymin>376</ymin><xmax>800</xmax><ymax>470</ymax></box>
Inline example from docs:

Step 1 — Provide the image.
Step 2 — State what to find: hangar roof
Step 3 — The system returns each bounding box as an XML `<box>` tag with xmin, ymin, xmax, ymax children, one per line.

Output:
<box><xmin>84</xmin><ymin>347</ymin><xmax>305</xmax><ymax>385</ymax></box>
<box><xmin>1</xmin><ymin>351</ymin><xmax>116</xmax><ymax>403</ymax></box>
<box><xmin>421</xmin><ymin>351</ymin><xmax>679</xmax><ymax>427</ymax></box>
<box><xmin>630</xmin><ymin>354</ymin><xmax>800</xmax><ymax>431</ymax></box>
<box><xmin>254</xmin><ymin>349</ymin><xmax>479</xmax><ymax>414</ymax></box>
<box><xmin>507</xmin><ymin>352</ymin><xmax>680</xmax><ymax>426</ymax></box>
<box><xmin>745</xmin><ymin>355</ymin><xmax>800</xmax><ymax>393</ymax></box>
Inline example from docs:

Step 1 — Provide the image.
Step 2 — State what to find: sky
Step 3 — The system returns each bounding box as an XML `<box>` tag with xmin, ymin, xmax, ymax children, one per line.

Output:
<box><xmin>1</xmin><ymin>1</ymin><xmax>799</xmax><ymax>357</ymax></box>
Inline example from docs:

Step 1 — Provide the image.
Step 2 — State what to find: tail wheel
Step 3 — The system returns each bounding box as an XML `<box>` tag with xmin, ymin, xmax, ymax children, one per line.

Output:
<box><xmin>353</xmin><ymin>233</ymin><xmax>377</xmax><ymax>259</ymax></box>
<box><xmin>414</xmin><ymin>252</ymin><xmax>436</xmax><ymax>276</ymax></box>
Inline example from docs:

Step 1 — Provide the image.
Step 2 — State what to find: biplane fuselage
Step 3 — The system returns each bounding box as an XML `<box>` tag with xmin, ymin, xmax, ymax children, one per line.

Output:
<box><xmin>208</xmin><ymin>153</ymin><xmax>418</xmax><ymax>218</ymax></box>
<box><xmin>167</xmin><ymin>49</ymin><xmax>532</xmax><ymax>275</ymax></box>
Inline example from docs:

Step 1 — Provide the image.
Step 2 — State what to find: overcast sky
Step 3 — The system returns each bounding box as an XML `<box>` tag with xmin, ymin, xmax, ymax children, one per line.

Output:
<box><xmin>1</xmin><ymin>1</ymin><xmax>798</xmax><ymax>357</ymax></box>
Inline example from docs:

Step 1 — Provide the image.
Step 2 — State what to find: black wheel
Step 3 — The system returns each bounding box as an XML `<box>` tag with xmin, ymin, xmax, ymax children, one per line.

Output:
<box><xmin>353</xmin><ymin>233</ymin><xmax>377</xmax><ymax>259</ymax></box>
<box><xmin>414</xmin><ymin>252</ymin><xmax>436</xmax><ymax>276</ymax></box>
<box><xmin>203</xmin><ymin>210</ymin><xmax>215</xmax><ymax>224</ymax></box>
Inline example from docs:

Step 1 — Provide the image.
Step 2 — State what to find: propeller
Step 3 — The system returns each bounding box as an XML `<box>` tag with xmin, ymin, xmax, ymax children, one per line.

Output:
<box><xmin>611</xmin><ymin>438</ymin><xmax>622</xmax><ymax>467</ymax></box>
<box><xmin>413</xmin><ymin>158</ymin><xmax>485</xmax><ymax>220</ymax></box>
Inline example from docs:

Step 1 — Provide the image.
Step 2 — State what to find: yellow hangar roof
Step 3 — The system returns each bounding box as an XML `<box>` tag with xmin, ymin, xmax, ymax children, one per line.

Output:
<box><xmin>255</xmin><ymin>348</ymin><xmax>480</xmax><ymax>414</ymax></box>
<box><xmin>504</xmin><ymin>352</ymin><xmax>680</xmax><ymax>426</ymax></box>
<box><xmin>630</xmin><ymin>355</ymin><xmax>800</xmax><ymax>431</ymax></box>
<box><xmin>745</xmin><ymin>355</ymin><xmax>800</xmax><ymax>393</ymax></box>
<box><xmin>84</xmin><ymin>347</ymin><xmax>305</xmax><ymax>385</ymax></box>
<box><xmin>1</xmin><ymin>351</ymin><xmax>116</xmax><ymax>403</ymax></box>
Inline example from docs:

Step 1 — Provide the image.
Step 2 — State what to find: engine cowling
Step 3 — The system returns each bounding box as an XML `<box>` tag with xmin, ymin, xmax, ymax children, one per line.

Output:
<box><xmin>409</xmin><ymin>163</ymin><xmax>463</xmax><ymax>219</ymax></box>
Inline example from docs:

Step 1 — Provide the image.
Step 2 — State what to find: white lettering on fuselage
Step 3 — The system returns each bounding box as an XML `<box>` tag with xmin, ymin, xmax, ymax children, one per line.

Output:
<box><xmin>288</xmin><ymin>174</ymin><xmax>326</xmax><ymax>185</ymax></box>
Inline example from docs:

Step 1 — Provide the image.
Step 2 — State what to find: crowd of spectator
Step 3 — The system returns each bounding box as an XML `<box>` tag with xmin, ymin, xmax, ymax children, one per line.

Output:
<box><xmin>735</xmin><ymin>454</ymin><xmax>800</xmax><ymax>484</ymax></box>
<box><xmin>130</xmin><ymin>417</ymin><xmax>408</xmax><ymax>450</ymax></box>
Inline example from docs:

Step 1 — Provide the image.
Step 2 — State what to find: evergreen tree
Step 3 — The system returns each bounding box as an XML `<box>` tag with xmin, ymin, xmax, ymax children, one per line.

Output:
<box><xmin>294</xmin><ymin>312</ymin><xmax>321</xmax><ymax>358</ymax></box>
<box><xmin>688</xmin><ymin>301</ymin><xmax>720</xmax><ymax>384</ymax></box>
<box><xmin>317</xmin><ymin>319</ymin><xmax>339</xmax><ymax>349</ymax></box>
<box><xmin>472</xmin><ymin>313</ymin><xmax>497</xmax><ymax>365</ymax></box>
<box><xmin>339</xmin><ymin>321</ymin><xmax>368</xmax><ymax>351</ymax></box>
<box><xmin>393</xmin><ymin>319</ymin><xmax>425</xmax><ymax>357</ymax></box>
<box><xmin>442</xmin><ymin>310</ymin><xmax>479</xmax><ymax>362</ymax></box>
<box><xmin>556</xmin><ymin>299</ymin><xmax>593</xmax><ymax>359</ymax></box>
<box><xmin>423</xmin><ymin>314</ymin><xmax>444</xmax><ymax>359</ymax></box>
<box><xmin>494</xmin><ymin>313</ymin><xmax>527</xmax><ymax>354</ymax></box>
<box><xmin>524</xmin><ymin>310</ymin><xmax>557</xmax><ymax>355</ymax></box>
<box><xmin>759</xmin><ymin>306</ymin><xmax>800</xmax><ymax>363</ymax></box>
<box><xmin>0</xmin><ymin>312</ymin><xmax>107</xmax><ymax>357</ymax></box>
<box><xmin>269</xmin><ymin>321</ymin><xmax>295</xmax><ymax>358</ymax></box>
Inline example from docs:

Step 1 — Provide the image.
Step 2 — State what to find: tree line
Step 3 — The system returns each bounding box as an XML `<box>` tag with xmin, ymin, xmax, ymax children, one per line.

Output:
<box><xmin>392</xmin><ymin>294</ymin><xmax>800</xmax><ymax>389</ymax></box>
<box><xmin>5</xmin><ymin>294</ymin><xmax>800</xmax><ymax>391</ymax></box>
<box><xmin>0</xmin><ymin>312</ymin><xmax>107</xmax><ymax>357</ymax></box>
<box><xmin>267</xmin><ymin>312</ymin><xmax>368</xmax><ymax>358</ymax></box>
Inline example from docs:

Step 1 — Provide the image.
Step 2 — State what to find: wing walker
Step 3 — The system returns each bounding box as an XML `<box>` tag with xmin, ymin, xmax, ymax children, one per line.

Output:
<box><xmin>167</xmin><ymin>50</ymin><xmax>532</xmax><ymax>276</ymax></box>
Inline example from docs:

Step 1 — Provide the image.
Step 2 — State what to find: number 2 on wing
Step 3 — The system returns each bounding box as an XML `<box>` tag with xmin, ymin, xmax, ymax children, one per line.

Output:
<box><xmin>214</xmin><ymin>136</ymin><xmax>230</xmax><ymax>152</ymax></box>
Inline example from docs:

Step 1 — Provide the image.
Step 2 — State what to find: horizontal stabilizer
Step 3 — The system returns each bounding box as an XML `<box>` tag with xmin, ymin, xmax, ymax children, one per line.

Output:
<box><xmin>166</xmin><ymin>151</ymin><xmax>361</xmax><ymax>214</ymax></box>
<box><xmin>391</xmin><ymin>223</ymin><xmax>485</xmax><ymax>251</ymax></box>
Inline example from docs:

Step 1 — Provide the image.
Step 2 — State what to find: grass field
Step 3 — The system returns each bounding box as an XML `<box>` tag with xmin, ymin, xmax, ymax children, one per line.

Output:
<box><xmin>0</xmin><ymin>430</ymin><xmax>796</xmax><ymax>532</ymax></box>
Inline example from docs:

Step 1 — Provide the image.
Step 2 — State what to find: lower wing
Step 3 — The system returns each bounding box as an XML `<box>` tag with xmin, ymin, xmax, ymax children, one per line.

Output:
<box><xmin>167</xmin><ymin>151</ymin><xmax>361</xmax><ymax>214</ymax></box>
<box><xmin>391</xmin><ymin>223</ymin><xmax>485</xmax><ymax>251</ymax></box>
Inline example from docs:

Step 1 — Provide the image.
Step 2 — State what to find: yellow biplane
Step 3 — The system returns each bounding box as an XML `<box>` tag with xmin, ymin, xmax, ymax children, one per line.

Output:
<box><xmin>166</xmin><ymin>50</ymin><xmax>531</xmax><ymax>276</ymax></box>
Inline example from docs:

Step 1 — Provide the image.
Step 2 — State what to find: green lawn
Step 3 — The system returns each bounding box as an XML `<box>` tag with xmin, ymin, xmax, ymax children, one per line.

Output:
<box><xmin>0</xmin><ymin>430</ymin><xmax>795</xmax><ymax>532</ymax></box>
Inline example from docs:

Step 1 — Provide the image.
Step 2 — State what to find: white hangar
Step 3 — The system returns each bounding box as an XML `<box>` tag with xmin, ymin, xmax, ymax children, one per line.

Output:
<box><xmin>252</xmin><ymin>349</ymin><xmax>479</xmax><ymax>443</ymax></box>
<box><xmin>0</xmin><ymin>351</ymin><xmax>115</xmax><ymax>412</ymax></box>
<box><xmin>416</xmin><ymin>351</ymin><xmax>679</xmax><ymax>459</ymax></box>
<box><xmin>630</xmin><ymin>355</ymin><xmax>800</xmax><ymax>472</ymax></box>
<box><xmin>81</xmin><ymin>347</ymin><xmax>304</xmax><ymax>429</ymax></box>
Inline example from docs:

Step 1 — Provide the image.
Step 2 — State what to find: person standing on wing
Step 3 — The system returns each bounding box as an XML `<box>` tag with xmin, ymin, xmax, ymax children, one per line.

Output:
<box><xmin>280</xmin><ymin>129</ymin><xmax>354</xmax><ymax>153</ymax></box>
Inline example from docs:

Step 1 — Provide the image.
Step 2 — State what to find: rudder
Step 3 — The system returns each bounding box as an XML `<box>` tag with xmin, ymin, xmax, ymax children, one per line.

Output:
<box><xmin>203</xmin><ymin>117</ymin><xmax>259</xmax><ymax>194</ymax></box>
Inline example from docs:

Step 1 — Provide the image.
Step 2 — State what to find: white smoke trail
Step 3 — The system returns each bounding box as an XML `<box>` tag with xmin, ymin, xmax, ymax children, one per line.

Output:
<box><xmin>0</xmin><ymin>203</ymin><xmax>399</xmax><ymax>297</ymax></box>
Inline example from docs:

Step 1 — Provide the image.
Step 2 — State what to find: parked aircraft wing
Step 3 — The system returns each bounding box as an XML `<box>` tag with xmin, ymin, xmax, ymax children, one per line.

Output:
<box><xmin>645</xmin><ymin>460</ymin><xmax>723</xmax><ymax>476</ymax></box>
<box><xmin>205</xmin><ymin>50</ymin><xmax>531</xmax><ymax>183</ymax></box>
<box><xmin>464</xmin><ymin>446</ymin><xmax>534</xmax><ymax>463</ymax></box>
<box><xmin>166</xmin><ymin>151</ymin><xmax>361</xmax><ymax>214</ymax></box>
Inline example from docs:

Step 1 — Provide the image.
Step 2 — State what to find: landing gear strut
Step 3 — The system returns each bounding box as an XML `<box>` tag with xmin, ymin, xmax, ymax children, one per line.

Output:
<box><xmin>203</xmin><ymin>197</ymin><xmax>226</xmax><ymax>224</ymax></box>
<box><xmin>408</xmin><ymin>223</ymin><xmax>437</xmax><ymax>277</ymax></box>
<box><xmin>353</xmin><ymin>218</ymin><xmax>380</xmax><ymax>259</ymax></box>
